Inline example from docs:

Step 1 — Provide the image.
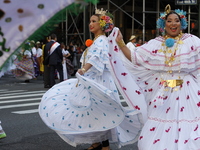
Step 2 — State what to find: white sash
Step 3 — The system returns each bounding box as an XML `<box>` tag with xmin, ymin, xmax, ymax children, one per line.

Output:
<box><xmin>49</xmin><ymin>42</ymin><xmax>60</xmax><ymax>55</ymax></box>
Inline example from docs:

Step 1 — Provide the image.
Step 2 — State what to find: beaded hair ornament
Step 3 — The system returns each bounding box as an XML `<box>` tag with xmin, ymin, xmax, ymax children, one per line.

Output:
<box><xmin>95</xmin><ymin>8</ymin><xmax>114</xmax><ymax>33</ymax></box>
<box><xmin>156</xmin><ymin>4</ymin><xmax>188</xmax><ymax>35</ymax></box>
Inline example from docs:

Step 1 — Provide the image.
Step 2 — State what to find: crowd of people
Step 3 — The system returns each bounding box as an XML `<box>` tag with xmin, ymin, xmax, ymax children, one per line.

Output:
<box><xmin>2</xmin><ymin>4</ymin><xmax>200</xmax><ymax>150</ymax></box>
<box><xmin>0</xmin><ymin>35</ymin><xmax>85</xmax><ymax>88</ymax></box>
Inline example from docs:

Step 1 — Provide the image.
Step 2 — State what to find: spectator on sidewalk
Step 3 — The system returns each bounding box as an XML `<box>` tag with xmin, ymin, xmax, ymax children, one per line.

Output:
<box><xmin>126</xmin><ymin>35</ymin><xmax>137</xmax><ymax>51</ymax></box>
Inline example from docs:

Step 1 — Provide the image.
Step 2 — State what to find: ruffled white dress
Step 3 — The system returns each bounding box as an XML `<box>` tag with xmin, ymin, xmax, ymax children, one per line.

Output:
<box><xmin>39</xmin><ymin>35</ymin><xmax>143</xmax><ymax>147</ymax></box>
<box><xmin>108</xmin><ymin>27</ymin><xmax>200</xmax><ymax>150</ymax></box>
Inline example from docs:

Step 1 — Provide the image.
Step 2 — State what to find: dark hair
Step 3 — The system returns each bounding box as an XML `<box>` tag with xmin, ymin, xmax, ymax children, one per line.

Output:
<box><xmin>51</xmin><ymin>34</ymin><xmax>57</xmax><ymax>40</ymax></box>
<box><xmin>93</xmin><ymin>14</ymin><xmax>101</xmax><ymax>20</ymax></box>
<box><xmin>165</xmin><ymin>11</ymin><xmax>181</xmax><ymax>21</ymax></box>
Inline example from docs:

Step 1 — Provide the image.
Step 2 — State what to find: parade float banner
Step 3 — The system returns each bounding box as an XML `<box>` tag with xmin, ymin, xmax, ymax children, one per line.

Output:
<box><xmin>0</xmin><ymin>0</ymin><xmax>97</xmax><ymax>70</ymax></box>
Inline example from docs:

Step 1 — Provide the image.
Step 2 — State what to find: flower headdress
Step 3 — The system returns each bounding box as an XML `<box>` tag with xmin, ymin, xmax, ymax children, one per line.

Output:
<box><xmin>156</xmin><ymin>4</ymin><xmax>188</xmax><ymax>35</ymax></box>
<box><xmin>95</xmin><ymin>8</ymin><xmax>114</xmax><ymax>33</ymax></box>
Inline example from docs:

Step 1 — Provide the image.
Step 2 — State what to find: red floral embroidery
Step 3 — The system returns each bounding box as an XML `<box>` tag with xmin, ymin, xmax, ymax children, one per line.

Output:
<box><xmin>198</xmin><ymin>90</ymin><xmax>200</xmax><ymax>95</ymax></box>
<box><xmin>163</xmin><ymin>96</ymin><xmax>168</xmax><ymax>100</ymax></box>
<box><xmin>194</xmin><ymin>124</ymin><xmax>198</xmax><ymax>131</ymax></box>
<box><xmin>109</xmin><ymin>40</ymin><xmax>112</xmax><ymax>43</ymax></box>
<box><xmin>122</xmin><ymin>87</ymin><xmax>127</xmax><ymax>90</ymax></box>
<box><xmin>145</xmin><ymin>81</ymin><xmax>148</xmax><ymax>85</ymax></box>
<box><xmin>148</xmin><ymin>88</ymin><xmax>153</xmax><ymax>92</ymax></box>
<box><xmin>175</xmin><ymin>139</ymin><xmax>178</xmax><ymax>143</ymax></box>
<box><xmin>135</xmin><ymin>105</ymin><xmax>140</xmax><ymax>110</ymax></box>
<box><xmin>176</xmin><ymin>97</ymin><xmax>179</xmax><ymax>100</ymax></box>
<box><xmin>152</xmin><ymin>50</ymin><xmax>158</xmax><ymax>53</ymax></box>
<box><xmin>114</xmin><ymin>46</ymin><xmax>118</xmax><ymax>52</ymax></box>
<box><xmin>150</xmin><ymin>127</ymin><xmax>155</xmax><ymax>131</ymax></box>
<box><xmin>197</xmin><ymin>102</ymin><xmax>200</xmax><ymax>107</ymax></box>
<box><xmin>113</xmin><ymin>31</ymin><xmax>116</xmax><ymax>37</ymax></box>
<box><xmin>113</xmin><ymin>61</ymin><xmax>116</xmax><ymax>64</ymax></box>
<box><xmin>153</xmin><ymin>139</ymin><xmax>160</xmax><ymax>144</ymax></box>
<box><xmin>178</xmin><ymin>128</ymin><xmax>181</xmax><ymax>132</ymax></box>
<box><xmin>166</xmin><ymin>107</ymin><xmax>170</xmax><ymax>113</ymax></box>
<box><xmin>184</xmin><ymin>139</ymin><xmax>188</xmax><ymax>144</ymax></box>
<box><xmin>180</xmin><ymin>107</ymin><xmax>184</xmax><ymax>112</ymax></box>
<box><xmin>165</xmin><ymin>127</ymin><xmax>171</xmax><ymax>132</ymax></box>
<box><xmin>187</xmin><ymin>95</ymin><xmax>190</xmax><ymax>100</ymax></box>
<box><xmin>135</xmin><ymin>90</ymin><xmax>141</xmax><ymax>94</ymax></box>
<box><xmin>139</xmin><ymin>136</ymin><xmax>143</xmax><ymax>140</ymax></box>
<box><xmin>187</xmin><ymin>81</ymin><xmax>190</xmax><ymax>85</ymax></box>
<box><xmin>121</xmin><ymin>72</ymin><xmax>127</xmax><ymax>76</ymax></box>
<box><xmin>154</xmin><ymin>105</ymin><xmax>157</xmax><ymax>108</ymax></box>
<box><xmin>194</xmin><ymin>137</ymin><xmax>200</xmax><ymax>140</ymax></box>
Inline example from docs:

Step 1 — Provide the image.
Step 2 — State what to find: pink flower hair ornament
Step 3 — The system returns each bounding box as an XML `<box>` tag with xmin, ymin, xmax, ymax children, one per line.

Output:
<box><xmin>99</xmin><ymin>15</ymin><xmax>114</xmax><ymax>32</ymax></box>
<box><xmin>95</xmin><ymin>8</ymin><xmax>114</xmax><ymax>33</ymax></box>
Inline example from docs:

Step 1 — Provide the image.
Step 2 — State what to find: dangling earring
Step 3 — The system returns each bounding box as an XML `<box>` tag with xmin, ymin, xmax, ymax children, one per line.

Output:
<box><xmin>162</xmin><ymin>27</ymin><xmax>166</xmax><ymax>36</ymax></box>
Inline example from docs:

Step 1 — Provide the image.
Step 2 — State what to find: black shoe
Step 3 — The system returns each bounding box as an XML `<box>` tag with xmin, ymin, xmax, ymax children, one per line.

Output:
<box><xmin>84</xmin><ymin>144</ymin><xmax>102</xmax><ymax>150</ymax></box>
<box><xmin>24</xmin><ymin>80</ymin><xmax>30</xmax><ymax>83</ymax></box>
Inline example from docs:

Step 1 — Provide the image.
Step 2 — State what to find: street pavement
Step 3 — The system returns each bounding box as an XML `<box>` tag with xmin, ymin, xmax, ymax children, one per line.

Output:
<box><xmin>0</xmin><ymin>73</ymin><xmax>138</xmax><ymax>150</ymax></box>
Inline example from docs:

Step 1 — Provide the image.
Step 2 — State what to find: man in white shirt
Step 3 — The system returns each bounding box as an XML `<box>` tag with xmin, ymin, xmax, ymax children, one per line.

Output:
<box><xmin>126</xmin><ymin>35</ymin><xmax>137</xmax><ymax>51</ymax></box>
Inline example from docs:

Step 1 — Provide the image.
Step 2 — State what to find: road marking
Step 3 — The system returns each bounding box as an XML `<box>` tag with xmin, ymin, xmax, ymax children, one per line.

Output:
<box><xmin>12</xmin><ymin>109</ymin><xmax>39</xmax><ymax>114</ymax></box>
<box><xmin>1</xmin><ymin>90</ymin><xmax>46</xmax><ymax>97</ymax></box>
<box><xmin>0</xmin><ymin>97</ymin><xmax>41</xmax><ymax>104</ymax></box>
<box><xmin>0</xmin><ymin>102</ymin><xmax>40</xmax><ymax>109</ymax></box>
<box><xmin>0</xmin><ymin>89</ymin><xmax>8</xmax><ymax>92</ymax></box>
<box><xmin>0</xmin><ymin>90</ymin><xmax>26</xmax><ymax>94</ymax></box>
<box><xmin>1</xmin><ymin>93</ymin><xmax>44</xmax><ymax>99</ymax></box>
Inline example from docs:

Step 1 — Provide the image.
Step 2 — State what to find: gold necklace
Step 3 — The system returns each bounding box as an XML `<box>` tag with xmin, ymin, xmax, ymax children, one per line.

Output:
<box><xmin>158</xmin><ymin>33</ymin><xmax>183</xmax><ymax>73</ymax></box>
<box><xmin>159</xmin><ymin>33</ymin><xmax>184</xmax><ymax>92</ymax></box>
<box><xmin>93</xmin><ymin>34</ymin><xmax>105</xmax><ymax>41</ymax></box>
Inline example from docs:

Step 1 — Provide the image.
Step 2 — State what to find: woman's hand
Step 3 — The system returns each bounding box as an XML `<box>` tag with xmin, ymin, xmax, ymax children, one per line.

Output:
<box><xmin>116</xmin><ymin>30</ymin><xmax>126</xmax><ymax>49</ymax></box>
<box><xmin>77</xmin><ymin>68</ymin><xmax>85</xmax><ymax>75</ymax></box>
<box><xmin>116</xmin><ymin>30</ymin><xmax>123</xmax><ymax>43</ymax></box>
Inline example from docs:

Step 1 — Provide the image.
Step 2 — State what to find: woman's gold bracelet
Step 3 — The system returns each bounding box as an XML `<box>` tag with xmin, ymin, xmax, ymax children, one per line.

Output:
<box><xmin>117</xmin><ymin>40</ymin><xmax>126</xmax><ymax>49</ymax></box>
<box><xmin>81</xmin><ymin>68</ymin><xmax>86</xmax><ymax>73</ymax></box>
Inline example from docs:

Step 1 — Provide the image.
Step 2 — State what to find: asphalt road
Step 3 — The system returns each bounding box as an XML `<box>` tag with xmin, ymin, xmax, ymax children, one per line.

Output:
<box><xmin>0</xmin><ymin>73</ymin><xmax>138</xmax><ymax>150</ymax></box>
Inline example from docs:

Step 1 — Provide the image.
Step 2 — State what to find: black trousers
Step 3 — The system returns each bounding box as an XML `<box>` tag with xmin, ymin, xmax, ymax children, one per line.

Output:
<box><xmin>49</xmin><ymin>64</ymin><xmax>63</xmax><ymax>87</ymax></box>
<box><xmin>43</xmin><ymin>65</ymin><xmax>50</xmax><ymax>87</ymax></box>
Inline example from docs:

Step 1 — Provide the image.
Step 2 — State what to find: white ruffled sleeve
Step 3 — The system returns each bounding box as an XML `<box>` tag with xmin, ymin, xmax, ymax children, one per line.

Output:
<box><xmin>80</xmin><ymin>36</ymin><xmax>109</xmax><ymax>75</ymax></box>
<box><xmin>129</xmin><ymin>34</ymin><xmax>200</xmax><ymax>82</ymax></box>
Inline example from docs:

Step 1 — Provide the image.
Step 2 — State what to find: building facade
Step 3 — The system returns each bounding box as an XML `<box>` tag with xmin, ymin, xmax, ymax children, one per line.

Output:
<box><xmin>55</xmin><ymin>0</ymin><xmax>200</xmax><ymax>46</ymax></box>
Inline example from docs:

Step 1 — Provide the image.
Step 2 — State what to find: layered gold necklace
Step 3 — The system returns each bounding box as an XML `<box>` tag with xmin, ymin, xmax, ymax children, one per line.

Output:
<box><xmin>160</xmin><ymin>33</ymin><xmax>183</xmax><ymax>73</ymax></box>
<box><xmin>158</xmin><ymin>33</ymin><xmax>184</xmax><ymax>91</ymax></box>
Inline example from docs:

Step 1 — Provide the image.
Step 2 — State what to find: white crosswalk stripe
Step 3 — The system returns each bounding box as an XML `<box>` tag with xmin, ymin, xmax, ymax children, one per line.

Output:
<box><xmin>0</xmin><ymin>89</ymin><xmax>128</xmax><ymax>115</ymax></box>
<box><xmin>0</xmin><ymin>89</ymin><xmax>45</xmax><ymax>114</ymax></box>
